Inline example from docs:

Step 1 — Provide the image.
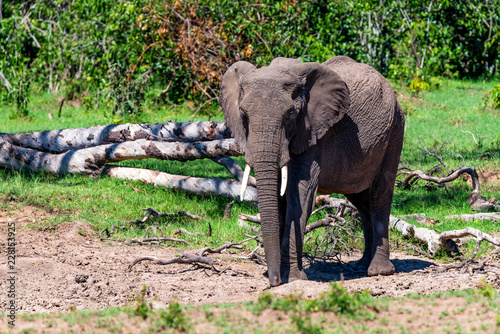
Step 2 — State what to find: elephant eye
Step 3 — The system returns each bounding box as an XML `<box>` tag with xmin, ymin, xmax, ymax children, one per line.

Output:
<box><xmin>286</xmin><ymin>109</ymin><xmax>294</xmax><ymax>119</ymax></box>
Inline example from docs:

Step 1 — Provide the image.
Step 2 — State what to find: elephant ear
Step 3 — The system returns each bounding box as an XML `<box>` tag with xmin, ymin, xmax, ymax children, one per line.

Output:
<box><xmin>289</xmin><ymin>62</ymin><xmax>350</xmax><ymax>155</ymax></box>
<box><xmin>219</xmin><ymin>61</ymin><xmax>256</xmax><ymax>152</ymax></box>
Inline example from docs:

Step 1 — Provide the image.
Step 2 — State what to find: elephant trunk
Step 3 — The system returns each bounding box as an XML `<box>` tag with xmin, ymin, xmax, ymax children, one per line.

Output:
<box><xmin>254</xmin><ymin>161</ymin><xmax>281</xmax><ymax>286</ymax></box>
<box><xmin>249</xmin><ymin>128</ymin><xmax>284</xmax><ymax>287</ymax></box>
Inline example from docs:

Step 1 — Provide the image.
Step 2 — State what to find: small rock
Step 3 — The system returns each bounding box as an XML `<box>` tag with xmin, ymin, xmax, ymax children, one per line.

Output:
<box><xmin>75</xmin><ymin>274</ymin><xmax>89</xmax><ymax>284</ymax></box>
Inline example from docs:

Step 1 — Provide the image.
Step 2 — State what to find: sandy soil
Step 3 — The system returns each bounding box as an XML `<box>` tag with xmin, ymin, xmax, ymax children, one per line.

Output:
<box><xmin>1</xmin><ymin>204</ymin><xmax>499</xmax><ymax>317</ymax></box>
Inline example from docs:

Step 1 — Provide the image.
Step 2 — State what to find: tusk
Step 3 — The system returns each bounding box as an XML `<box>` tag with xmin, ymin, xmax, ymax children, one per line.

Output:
<box><xmin>280</xmin><ymin>165</ymin><xmax>288</xmax><ymax>197</ymax></box>
<box><xmin>240</xmin><ymin>164</ymin><xmax>251</xmax><ymax>201</ymax></box>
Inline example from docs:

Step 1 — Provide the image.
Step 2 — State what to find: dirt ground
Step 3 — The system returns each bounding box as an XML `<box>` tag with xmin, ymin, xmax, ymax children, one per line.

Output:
<box><xmin>1</xmin><ymin>205</ymin><xmax>499</xmax><ymax>316</ymax></box>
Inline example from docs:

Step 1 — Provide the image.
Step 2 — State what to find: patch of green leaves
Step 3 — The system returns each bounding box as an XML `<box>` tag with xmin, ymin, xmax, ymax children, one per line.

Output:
<box><xmin>133</xmin><ymin>285</ymin><xmax>152</xmax><ymax>319</ymax></box>
<box><xmin>153</xmin><ymin>302</ymin><xmax>192</xmax><ymax>333</ymax></box>
<box><xmin>409</xmin><ymin>78</ymin><xmax>430</xmax><ymax>96</ymax></box>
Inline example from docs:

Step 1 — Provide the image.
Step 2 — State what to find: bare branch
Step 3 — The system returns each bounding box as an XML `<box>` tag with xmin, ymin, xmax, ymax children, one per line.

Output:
<box><xmin>212</xmin><ymin>157</ymin><xmax>256</xmax><ymax>186</ymax></box>
<box><xmin>398</xmin><ymin>166</ymin><xmax>481</xmax><ymax>193</ymax></box>
<box><xmin>125</xmin><ymin>237</ymin><xmax>190</xmax><ymax>246</ymax></box>
<box><xmin>239</xmin><ymin>213</ymin><xmax>261</xmax><ymax>224</ymax></box>
<box><xmin>128</xmin><ymin>254</ymin><xmax>217</xmax><ymax>271</ymax></box>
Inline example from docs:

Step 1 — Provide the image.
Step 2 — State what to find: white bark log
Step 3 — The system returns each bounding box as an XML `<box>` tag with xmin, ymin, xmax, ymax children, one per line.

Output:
<box><xmin>390</xmin><ymin>215</ymin><xmax>500</xmax><ymax>257</ymax></box>
<box><xmin>1</xmin><ymin>121</ymin><xmax>231</xmax><ymax>152</ymax></box>
<box><xmin>103</xmin><ymin>165</ymin><xmax>258</xmax><ymax>204</ymax></box>
<box><xmin>390</xmin><ymin>215</ymin><xmax>442</xmax><ymax>255</ymax></box>
<box><xmin>0</xmin><ymin>137</ymin><xmax>242</xmax><ymax>174</ymax></box>
<box><xmin>444</xmin><ymin>212</ymin><xmax>500</xmax><ymax>222</ymax></box>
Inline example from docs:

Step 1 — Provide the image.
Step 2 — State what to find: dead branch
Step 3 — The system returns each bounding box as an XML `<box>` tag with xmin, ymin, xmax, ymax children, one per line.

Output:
<box><xmin>128</xmin><ymin>208</ymin><xmax>202</xmax><ymax>226</ymax></box>
<box><xmin>390</xmin><ymin>215</ymin><xmax>500</xmax><ymax>265</ymax></box>
<box><xmin>199</xmin><ymin>242</ymin><xmax>244</xmax><ymax>257</ymax></box>
<box><xmin>128</xmin><ymin>254</ymin><xmax>217</xmax><ymax>271</ymax></box>
<box><xmin>58</xmin><ymin>98</ymin><xmax>65</xmax><ymax>118</ymax></box>
<box><xmin>239</xmin><ymin>213</ymin><xmax>261</xmax><ymax>224</ymax></box>
<box><xmin>103</xmin><ymin>166</ymin><xmax>258</xmax><ymax>204</ymax></box>
<box><xmin>174</xmin><ymin>228</ymin><xmax>206</xmax><ymax>237</ymax></box>
<box><xmin>125</xmin><ymin>237</ymin><xmax>190</xmax><ymax>245</ymax></box>
<box><xmin>212</xmin><ymin>157</ymin><xmax>256</xmax><ymax>186</ymax></box>
<box><xmin>305</xmin><ymin>214</ymin><xmax>348</xmax><ymax>235</ymax></box>
<box><xmin>246</xmin><ymin>245</ymin><xmax>266</xmax><ymax>265</ymax></box>
<box><xmin>99</xmin><ymin>208</ymin><xmax>202</xmax><ymax>244</ymax></box>
<box><xmin>398</xmin><ymin>165</ymin><xmax>498</xmax><ymax>212</ymax></box>
<box><xmin>398</xmin><ymin>166</ymin><xmax>480</xmax><ymax>193</ymax></box>
<box><xmin>128</xmin><ymin>240</ymin><xmax>254</xmax><ymax>276</ymax></box>
<box><xmin>1</xmin><ymin>121</ymin><xmax>232</xmax><ymax>152</ymax></box>
<box><xmin>223</xmin><ymin>201</ymin><xmax>234</xmax><ymax>219</ymax></box>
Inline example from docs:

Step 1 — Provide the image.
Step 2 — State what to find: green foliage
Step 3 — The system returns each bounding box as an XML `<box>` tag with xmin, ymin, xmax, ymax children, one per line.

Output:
<box><xmin>133</xmin><ymin>285</ymin><xmax>152</xmax><ymax>319</ymax></box>
<box><xmin>489</xmin><ymin>84</ymin><xmax>500</xmax><ymax>109</ymax></box>
<box><xmin>1</xmin><ymin>0</ymin><xmax>500</xmax><ymax>113</ymax></box>
<box><xmin>154</xmin><ymin>302</ymin><xmax>192</xmax><ymax>332</ymax></box>
<box><xmin>9</xmin><ymin>72</ymin><xmax>31</xmax><ymax>119</ymax></box>
<box><xmin>477</xmin><ymin>280</ymin><xmax>497</xmax><ymax>300</ymax></box>
<box><xmin>304</xmin><ymin>283</ymin><xmax>372</xmax><ymax>316</ymax></box>
<box><xmin>251</xmin><ymin>283</ymin><xmax>374</xmax><ymax>317</ymax></box>
<box><xmin>409</xmin><ymin>78</ymin><xmax>430</xmax><ymax>96</ymax></box>
<box><xmin>106</xmin><ymin>63</ymin><xmax>147</xmax><ymax>121</ymax></box>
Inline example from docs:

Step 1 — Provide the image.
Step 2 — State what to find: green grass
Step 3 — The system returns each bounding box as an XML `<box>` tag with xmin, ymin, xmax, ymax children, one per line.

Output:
<box><xmin>0</xmin><ymin>78</ymin><xmax>499</xmax><ymax>256</ymax></box>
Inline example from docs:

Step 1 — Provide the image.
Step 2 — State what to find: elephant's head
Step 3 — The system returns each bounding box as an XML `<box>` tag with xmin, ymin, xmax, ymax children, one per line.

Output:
<box><xmin>219</xmin><ymin>58</ymin><xmax>350</xmax><ymax>286</ymax></box>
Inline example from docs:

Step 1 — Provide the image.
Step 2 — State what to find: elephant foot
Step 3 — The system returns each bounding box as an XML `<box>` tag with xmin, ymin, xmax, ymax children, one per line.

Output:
<box><xmin>264</xmin><ymin>269</ymin><xmax>282</xmax><ymax>287</ymax></box>
<box><xmin>367</xmin><ymin>253</ymin><xmax>395</xmax><ymax>276</ymax></box>
<box><xmin>350</xmin><ymin>252</ymin><xmax>371</xmax><ymax>271</ymax></box>
<box><xmin>281</xmin><ymin>267</ymin><xmax>308</xmax><ymax>284</ymax></box>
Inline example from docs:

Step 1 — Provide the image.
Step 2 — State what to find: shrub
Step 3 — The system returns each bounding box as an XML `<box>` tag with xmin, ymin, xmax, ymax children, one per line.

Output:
<box><xmin>409</xmin><ymin>78</ymin><xmax>430</xmax><ymax>96</ymax></box>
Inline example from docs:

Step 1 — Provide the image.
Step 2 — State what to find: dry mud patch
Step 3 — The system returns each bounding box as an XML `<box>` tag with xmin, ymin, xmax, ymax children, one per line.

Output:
<box><xmin>0</xmin><ymin>205</ymin><xmax>499</xmax><ymax>316</ymax></box>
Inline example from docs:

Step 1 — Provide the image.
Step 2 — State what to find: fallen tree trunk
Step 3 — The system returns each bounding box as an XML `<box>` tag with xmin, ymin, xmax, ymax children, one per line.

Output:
<box><xmin>390</xmin><ymin>215</ymin><xmax>500</xmax><ymax>258</ymax></box>
<box><xmin>0</xmin><ymin>137</ymin><xmax>242</xmax><ymax>174</ymax></box>
<box><xmin>103</xmin><ymin>165</ymin><xmax>258</xmax><ymax>204</ymax></box>
<box><xmin>0</xmin><ymin>121</ymin><xmax>231</xmax><ymax>152</ymax></box>
<box><xmin>445</xmin><ymin>212</ymin><xmax>500</xmax><ymax>222</ymax></box>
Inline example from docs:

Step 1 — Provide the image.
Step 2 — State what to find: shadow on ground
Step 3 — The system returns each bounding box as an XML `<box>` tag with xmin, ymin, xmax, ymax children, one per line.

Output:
<box><xmin>304</xmin><ymin>255</ymin><xmax>436</xmax><ymax>283</ymax></box>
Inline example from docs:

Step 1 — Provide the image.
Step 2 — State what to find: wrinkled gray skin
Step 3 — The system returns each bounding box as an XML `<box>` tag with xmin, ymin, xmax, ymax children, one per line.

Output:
<box><xmin>219</xmin><ymin>56</ymin><xmax>404</xmax><ymax>287</ymax></box>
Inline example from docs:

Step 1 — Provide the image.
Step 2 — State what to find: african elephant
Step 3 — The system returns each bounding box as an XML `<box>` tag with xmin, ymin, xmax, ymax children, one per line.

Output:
<box><xmin>219</xmin><ymin>56</ymin><xmax>404</xmax><ymax>287</ymax></box>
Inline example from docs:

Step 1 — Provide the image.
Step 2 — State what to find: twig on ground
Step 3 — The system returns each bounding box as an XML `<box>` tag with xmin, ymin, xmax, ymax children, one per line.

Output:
<box><xmin>174</xmin><ymin>228</ymin><xmax>206</xmax><ymax>237</ymax></box>
<box><xmin>223</xmin><ymin>201</ymin><xmax>235</xmax><ymax>220</ymax></box>
<box><xmin>99</xmin><ymin>208</ymin><xmax>203</xmax><ymax>245</ymax></box>
<box><xmin>128</xmin><ymin>239</ymin><xmax>255</xmax><ymax>276</ymax></box>
<box><xmin>199</xmin><ymin>242</ymin><xmax>244</xmax><ymax>257</ymax></box>
<box><xmin>128</xmin><ymin>254</ymin><xmax>218</xmax><ymax>271</ymax></box>
<box><xmin>239</xmin><ymin>213</ymin><xmax>261</xmax><ymax>224</ymax></box>
<box><xmin>125</xmin><ymin>237</ymin><xmax>190</xmax><ymax>246</ymax></box>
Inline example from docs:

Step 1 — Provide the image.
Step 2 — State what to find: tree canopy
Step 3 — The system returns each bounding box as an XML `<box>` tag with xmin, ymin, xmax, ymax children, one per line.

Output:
<box><xmin>1</xmin><ymin>0</ymin><xmax>499</xmax><ymax>111</ymax></box>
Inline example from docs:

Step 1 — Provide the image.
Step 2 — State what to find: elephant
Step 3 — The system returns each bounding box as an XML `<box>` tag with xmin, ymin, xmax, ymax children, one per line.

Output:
<box><xmin>219</xmin><ymin>56</ymin><xmax>404</xmax><ymax>287</ymax></box>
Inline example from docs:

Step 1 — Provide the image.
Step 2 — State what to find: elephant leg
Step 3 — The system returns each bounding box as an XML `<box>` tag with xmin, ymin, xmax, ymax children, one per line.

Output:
<box><xmin>367</xmin><ymin>160</ymin><xmax>400</xmax><ymax>276</ymax></box>
<box><xmin>280</xmin><ymin>153</ymin><xmax>322</xmax><ymax>283</ymax></box>
<box><xmin>345</xmin><ymin>190</ymin><xmax>373</xmax><ymax>271</ymax></box>
<box><xmin>367</xmin><ymin>200</ymin><xmax>395</xmax><ymax>276</ymax></box>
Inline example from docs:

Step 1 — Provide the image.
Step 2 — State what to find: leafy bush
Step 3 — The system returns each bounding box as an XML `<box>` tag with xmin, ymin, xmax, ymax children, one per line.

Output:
<box><xmin>480</xmin><ymin>84</ymin><xmax>500</xmax><ymax>111</ymax></box>
<box><xmin>155</xmin><ymin>302</ymin><xmax>192</xmax><ymax>332</ymax></box>
<box><xmin>409</xmin><ymin>78</ymin><xmax>430</xmax><ymax>96</ymax></box>
<box><xmin>10</xmin><ymin>73</ymin><xmax>30</xmax><ymax>119</ymax></box>
<box><xmin>489</xmin><ymin>85</ymin><xmax>500</xmax><ymax>108</ymax></box>
<box><xmin>133</xmin><ymin>285</ymin><xmax>152</xmax><ymax>319</ymax></box>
